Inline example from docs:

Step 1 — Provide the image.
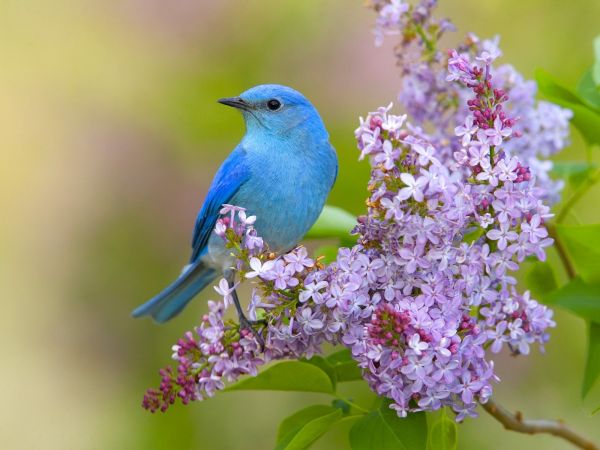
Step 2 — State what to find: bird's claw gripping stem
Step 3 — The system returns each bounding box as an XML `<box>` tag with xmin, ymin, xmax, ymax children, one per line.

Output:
<box><xmin>229</xmin><ymin>280</ymin><xmax>266</xmax><ymax>350</ymax></box>
<box><xmin>238</xmin><ymin>315</ymin><xmax>266</xmax><ymax>350</ymax></box>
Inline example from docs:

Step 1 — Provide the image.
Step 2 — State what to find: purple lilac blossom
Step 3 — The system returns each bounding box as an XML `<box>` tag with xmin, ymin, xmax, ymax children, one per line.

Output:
<box><xmin>368</xmin><ymin>0</ymin><xmax>571</xmax><ymax>203</ymax></box>
<box><xmin>351</xmin><ymin>32</ymin><xmax>556</xmax><ymax>418</ymax></box>
<box><xmin>142</xmin><ymin>300</ymin><xmax>264</xmax><ymax>412</ymax></box>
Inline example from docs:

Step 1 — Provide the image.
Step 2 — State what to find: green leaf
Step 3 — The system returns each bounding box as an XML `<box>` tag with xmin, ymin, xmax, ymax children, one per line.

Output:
<box><xmin>333</xmin><ymin>361</ymin><xmax>363</xmax><ymax>382</ymax></box>
<box><xmin>282</xmin><ymin>409</ymin><xmax>342</xmax><ymax>449</ymax></box>
<box><xmin>551</xmin><ymin>161</ymin><xmax>597</xmax><ymax>189</ymax></box>
<box><xmin>303</xmin><ymin>356</ymin><xmax>337</xmax><ymax>390</ymax></box>
<box><xmin>276</xmin><ymin>405</ymin><xmax>343</xmax><ymax>450</ymax></box>
<box><xmin>593</xmin><ymin>35</ymin><xmax>600</xmax><ymax>86</ymax></box>
<box><xmin>555</xmin><ymin>224</ymin><xmax>600</xmax><ymax>283</ymax></box>
<box><xmin>326</xmin><ymin>348</ymin><xmax>354</xmax><ymax>364</ymax></box>
<box><xmin>349</xmin><ymin>401</ymin><xmax>427</xmax><ymax>450</ymax></box>
<box><xmin>226</xmin><ymin>361</ymin><xmax>335</xmax><ymax>394</ymax></box>
<box><xmin>578</xmin><ymin>70</ymin><xmax>600</xmax><ymax>111</ymax></box>
<box><xmin>525</xmin><ymin>262</ymin><xmax>558</xmax><ymax>299</ymax></box>
<box><xmin>326</xmin><ymin>349</ymin><xmax>363</xmax><ymax>382</ymax></box>
<box><xmin>306</xmin><ymin>205</ymin><xmax>357</xmax><ymax>245</ymax></box>
<box><xmin>536</xmin><ymin>69</ymin><xmax>583</xmax><ymax>104</ymax></box>
<box><xmin>305</xmin><ymin>350</ymin><xmax>363</xmax><ymax>384</ymax></box>
<box><xmin>544</xmin><ymin>277</ymin><xmax>600</xmax><ymax>323</ymax></box>
<box><xmin>331</xmin><ymin>398</ymin><xmax>351</xmax><ymax>414</ymax></box>
<box><xmin>536</xmin><ymin>69</ymin><xmax>600</xmax><ymax>146</ymax></box>
<box><xmin>551</xmin><ymin>161</ymin><xmax>595</xmax><ymax>178</ymax></box>
<box><xmin>427</xmin><ymin>409</ymin><xmax>458</xmax><ymax>450</ymax></box>
<box><xmin>584</xmin><ymin>322</ymin><xmax>600</xmax><ymax>397</ymax></box>
<box><xmin>314</xmin><ymin>245</ymin><xmax>339</xmax><ymax>264</ymax></box>
<box><xmin>277</xmin><ymin>405</ymin><xmax>336</xmax><ymax>443</ymax></box>
<box><xmin>462</xmin><ymin>226</ymin><xmax>484</xmax><ymax>244</ymax></box>
<box><xmin>566</xmin><ymin>103</ymin><xmax>600</xmax><ymax>147</ymax></box>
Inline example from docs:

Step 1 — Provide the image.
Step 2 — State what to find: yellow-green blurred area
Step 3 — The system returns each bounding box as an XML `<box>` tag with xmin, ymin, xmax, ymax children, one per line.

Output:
<box><xmin>2</xmin><ymin>0</ymin><xmax>600</xmax><ymax>449</ymax></box>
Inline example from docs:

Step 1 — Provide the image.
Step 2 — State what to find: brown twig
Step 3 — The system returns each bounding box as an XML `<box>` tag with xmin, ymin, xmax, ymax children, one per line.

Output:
<box><xmin>481</xmin><ymin>398</ymin><xmax>599</xmax><ymax>450</ymax></box>
<box><xmin>547</xmin><ymin>223</ymin><xmax>576</xmax><ymax>279</ymax></box>
<box><xmin>548</xmin><ymin>167</ymin><xmax>600</xmax><ymax>281</ymax></box>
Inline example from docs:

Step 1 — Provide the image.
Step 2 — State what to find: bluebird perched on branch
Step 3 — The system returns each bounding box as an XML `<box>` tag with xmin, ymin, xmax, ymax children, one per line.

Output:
<box><xmin>132</xmin><ymin>84</ymin><xmax>338</xmax><ymax>334</ymax></box>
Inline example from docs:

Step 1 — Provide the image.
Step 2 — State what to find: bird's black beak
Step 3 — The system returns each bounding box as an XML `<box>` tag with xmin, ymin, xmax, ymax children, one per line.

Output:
<box><xmin>218</xmin><ymin>97</ymin><xmax>250</xmax><ymax>111</ymax></box>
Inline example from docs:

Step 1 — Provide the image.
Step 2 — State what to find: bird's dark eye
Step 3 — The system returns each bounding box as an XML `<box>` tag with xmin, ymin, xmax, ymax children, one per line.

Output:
<box><xmin>267</xmin><ymin>99</ymin><xmax>282</xmax><ymax>111</ymax></box>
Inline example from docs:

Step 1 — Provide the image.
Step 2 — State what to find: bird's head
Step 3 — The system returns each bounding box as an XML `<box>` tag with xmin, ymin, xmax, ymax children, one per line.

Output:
<box><xmin>218</xmin><ymin>84</ymin><xmax>327</xmax><ymax>138</ymax></box>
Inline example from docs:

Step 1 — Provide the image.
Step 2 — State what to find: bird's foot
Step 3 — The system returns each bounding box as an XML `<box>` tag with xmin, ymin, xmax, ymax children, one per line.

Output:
<box><xmin>238</xmin><ymin>315</ymin><xmax>266</xmax><ymax>351</ymax></box>
<box><xmin>227</xmin><ymin>279</ymin><xmax>266</xmax><ymax>350</ymax></box>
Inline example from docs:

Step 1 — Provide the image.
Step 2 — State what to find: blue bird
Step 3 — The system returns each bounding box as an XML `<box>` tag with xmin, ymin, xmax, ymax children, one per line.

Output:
<box><xmin>132</xmin><ymin>84</ymin><xmax>338</xmax><ymax>329</ymax></box>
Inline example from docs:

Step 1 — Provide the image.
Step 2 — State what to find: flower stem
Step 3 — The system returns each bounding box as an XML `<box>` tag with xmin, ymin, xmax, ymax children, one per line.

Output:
<box><xmin>335</xmin><ymin>396</ymin><xmax>369</xmax><ymax>414</ymax></box>
<box><xmin>414</xmin><ymin>23</ymin><xmax>435</xmax><ymax>53</ymax></box>
<box><xmin>481</xmin><ymin>398</ymin><xmax>599</xmax><ymax>450</ymax></box>
<box><xmin>556</xmin><ymin>168</ymin><xmax>600</xmax><ymax>224</ymax></box>
<box><xmin>546</xmin><ymin>223</ymin><xmax>576</xmax><ymax>280</ymax></box>
<box><xmin>545</xmin><ymin>169</ymin><xmax>600</xmax><ymax>281</ymax></box>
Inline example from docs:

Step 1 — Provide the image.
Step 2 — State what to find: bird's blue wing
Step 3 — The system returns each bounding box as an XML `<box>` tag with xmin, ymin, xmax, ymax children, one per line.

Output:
<box><xmin>190</xmin><ymin>145</ymin><xmax>250</xmax><ymax>262</ymax></box>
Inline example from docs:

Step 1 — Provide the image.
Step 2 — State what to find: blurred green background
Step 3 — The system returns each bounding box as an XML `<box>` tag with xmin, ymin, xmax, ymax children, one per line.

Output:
<box><xmin>2</xmin><ymin>0</ymin><xmax>600</xmax><ymax>448</ymax></box>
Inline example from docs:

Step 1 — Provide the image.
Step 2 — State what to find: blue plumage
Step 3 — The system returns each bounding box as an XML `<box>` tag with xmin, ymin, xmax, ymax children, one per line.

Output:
<box><xmin>190</xmin><ymin>146</ymin><xmax>250</xmax><ymax>263</ymax></box>
<box><xmin>132</xmin><ymin>84</ymin><xmax>338</xmax><ymax>323</ymax></box>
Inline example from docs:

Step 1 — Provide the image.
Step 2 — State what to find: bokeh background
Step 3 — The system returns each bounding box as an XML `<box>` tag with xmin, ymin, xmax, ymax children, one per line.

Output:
<box><xmin>2</xmin><ymin>0</ymin><xmax>600</xmax><ymax>449</ymax></box>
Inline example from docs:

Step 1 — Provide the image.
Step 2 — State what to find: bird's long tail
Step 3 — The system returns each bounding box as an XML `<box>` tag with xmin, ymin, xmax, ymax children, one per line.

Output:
<box><xmin>131</xmin><ymin>260</ymin><xmax>217</xmax><ymax>323</ymax></box>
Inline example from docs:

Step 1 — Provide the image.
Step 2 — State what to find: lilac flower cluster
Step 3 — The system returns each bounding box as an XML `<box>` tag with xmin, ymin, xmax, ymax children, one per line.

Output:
<box><xmin>244</xmin><ymin>246</ymin><xmax>340</xmax><ymax>360</ymax></box>
<box><xmin>216</xmin><ymin>207</ymin><xmax>342</xmax><ymax>360</ymax></box>
<box><xmin>368</xmin><ymin>0</ymin><xmax>572</xmax><ymax>203</ymax></box>
<box><xmin>142</xmin><ymin>300</ymin><xmax>264</xmax><ymax>412</ymax></box>
<box><xmin>371</xmin><ymin>0</ymin><xmax>409</xmax><ymax>46</ymax></box>
<box><xmin>351</xmin><ymin>74</ymin><xmax>555</xmax><ymax>418</ymax></box>
<box><xmin>143</xmin><ymin>206</ymin><xmax>340</xmax><ymax>411</ymax></box>
<box><xmin>342</xmin><ymin>1</ymin><xmax>563</xmax><ymax>419</ymax></box>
